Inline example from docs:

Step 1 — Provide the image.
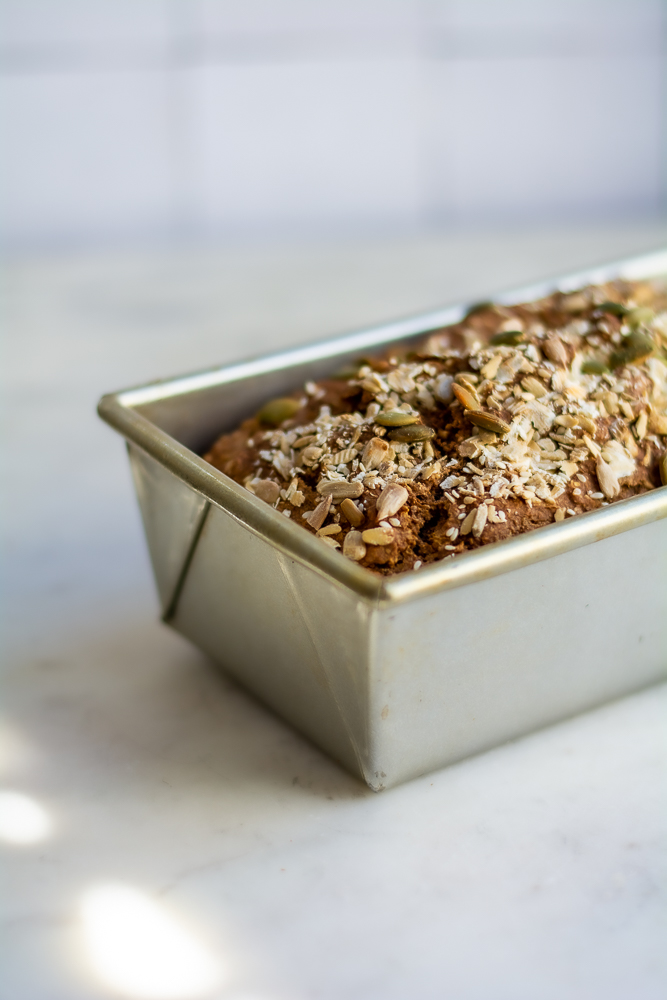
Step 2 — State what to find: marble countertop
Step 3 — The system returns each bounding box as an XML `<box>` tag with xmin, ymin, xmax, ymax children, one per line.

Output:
<box><xmin>3</xmin><ymin>223</ymin><xmax>667</xmax><ymax>1000</ymax></box>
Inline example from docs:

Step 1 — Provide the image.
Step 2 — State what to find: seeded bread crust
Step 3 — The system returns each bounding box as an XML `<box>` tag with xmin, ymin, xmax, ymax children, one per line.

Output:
<box><xmin>203</xmin><ymin>279</ymin><xmax>667</xmax><ymax>575</ymax></box>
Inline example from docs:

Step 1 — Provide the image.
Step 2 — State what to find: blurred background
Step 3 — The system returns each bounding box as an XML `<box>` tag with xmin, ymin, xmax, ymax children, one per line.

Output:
<box><xmin>1</xmin><ymin>0</ymin><xmax>665</xmax><ymax>249</ymax></box>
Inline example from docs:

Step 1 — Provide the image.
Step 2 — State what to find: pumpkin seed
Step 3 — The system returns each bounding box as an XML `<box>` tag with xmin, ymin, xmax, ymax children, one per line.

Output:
<box><xmin>257</xmin><ymin>396</ymin><xmax>301</xmax><ymax>425</ymax></box>
<box><xmin>374</xmin><ymin>410</ymin><xmax>419</xmax><ymax>427</ymax></box>
<box><xmin>489</xmin><ymin>330</ymin><xmax>524</xmax><ymax>346</ymax></box>
<box><xmin>609</xmin><ymin>331</ymin><xmax>654</xmax><ymax>369</ymax></box>
<box><xmin>333</xmin><ymin>364</ymin><xmax>362</xmax><ymax>379</ymax></box>
<box><xmin>465</xmin><ymin>300</ymin><xmax>495</xmax><ymax>317</ymax></box>
<box><xmin>598</xmin><ymin>300</ymin><xmax>628</xmax><ymax>317</ymax></box>
<box><xmin>581</xmin><ymin>358</ymin><xmax>608</xmax><ymax>374</ymax></box>
<box><xmin>387</xmin><ymin>424</ymin><xmax>436</xmax><ymax>443</ymax></box>
<box><xmin>467</xmin><ymin>412</ymin><xmax>511</xmax><ymax>435</ymax></box>
<box><xmin>626</xmin><ymin>306</ymin><xmax>654</xmax><ymax>327</ymax></box>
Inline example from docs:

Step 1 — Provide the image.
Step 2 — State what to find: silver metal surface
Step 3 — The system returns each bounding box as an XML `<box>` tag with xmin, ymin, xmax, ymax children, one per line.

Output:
<box><xmin>99</xmin><ymin>250</ymin><xmax>667</xmax><ymax>790</ymax></box>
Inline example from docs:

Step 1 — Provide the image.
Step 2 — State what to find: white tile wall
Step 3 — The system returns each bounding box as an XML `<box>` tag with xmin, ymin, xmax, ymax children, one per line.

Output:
<box><xmin>2</xmin><ymin>70</ymin><xmax>174</xmax><ymax>243</ymax></box>
<box><xmin>426</xmin><ymin>54</ymin><xmax>664</xmax><ymax>224</ymax></box>
<box><xmin>430</xmin><ymin>0</ymin><xmax>664</xmax><ymax>56</ymax></box>
<box><xmin>189</xmin><ymin>59</ymin><xmax>424</xmax><ymax>234</ymax></box>
<box><xmin>0</xmin><ymin>0</ymin><xmax>664</xmax><ymax>247</ymax></box>
<box><xmin>0</xmin><ymin>0</ymin><xmax>171</xmax><ymax>65</ymax></box>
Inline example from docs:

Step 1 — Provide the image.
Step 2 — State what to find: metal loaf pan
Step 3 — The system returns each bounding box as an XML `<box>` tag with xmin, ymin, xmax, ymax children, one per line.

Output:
<box><xmin>98</xmin><ymin>250</ymin><xmax>667</xmax><ymax>791</ymax></box>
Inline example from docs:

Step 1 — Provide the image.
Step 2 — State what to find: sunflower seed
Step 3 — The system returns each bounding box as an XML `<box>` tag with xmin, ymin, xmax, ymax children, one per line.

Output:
<box><xmin>583</xmin><ymin>434</ymin><xmax>601</xmax><ymax>458</ymax></box>
<box><xmin>249</xmin><ymin>479</ymin><xmax>281</xmax><ymax>504</ymax></box>
<box><xmin>303</xmin><ymin>494</ymin><xmax>332</xmax><ymax>529</ymax></box>
<box><xmin>460</xmin><ymin>510</ymin><xmax>476</xmax><ymax>534</ymax></box>
<box><xmin>387</xmin><ymin>369</ymin><xmax>417</xmax><ymax>393</ymax></box>
<box><xmin>362</xmin><ymin>526</ymin><xmax>394</xmax><ymax>545</ymax></box>
<box><xmin>376</xmin><ymin>483</ymin><xmax>409</xmax><ymax>521</ymax></box>
<box><xmin>361</xmin><ymin>436</ymin><xmax>393</xmax><ymax>469</ymax></box>
<box><xmin>454</xmin><ymin>372</ymin><xmax>479</xmax><ymax>389</ymax></box>
<box><xmin>577</xmin><ymin>414</ymin><xmax>597</xmax><ymax>434</ymax></box>
<box><xmin>634</xmin><ymin>411</ymin><xmax>648</xmax><ymax>440</ymax></box>
<box><xmin>544</xmin><ymin>337</ymin><xmax>568</xmax><ymax>367</ymax></box>
<box><xmin>317</xmin><ymin>524</ymin><xmax>341</xmax><ymax>536</ymax></box>
<box><xmin>521</xmin><ymin>376</ymin><xmax>547</xmax><ymax>398</ymax></box>
<box><xmin>468</xmin><ymin>412</ymin><xmax>511</xmax><ymax>435</ymax></box>
<box><xmin>596</xmin><ymin>457</ymin><xmax>620</xmax><ymax>498</ymax></box>
<box><xmin>301</xmin><ymin>445</ymin><xmax>323</xmax><ymax>465</ymax></box>
<box><xmin>316</xmin><ymin>480</ymin><xmax>364</xmax><ymax>499</ymax></box>
<box><xmin>472</xmin><ymin>504</ymin><xmax>488</xmax><ymax>539</ymax></box>
<box><xmin>343</xmin><ymin>530</ymin><xmax>367</xmax><ymax>560</ymax></box>
<box><xmin>452</xmin><ymin>384</ymin><xmax>481</xmax><ymax>410</ymax></box>
<box><xmin>481</xmin><ymin>354</ymin><xmax>503</xmax><ymax>380</ymax></box>
<box><xmin>293</xmin><ymin>434</ymin><xmax>318</xmax><ymax>448</ymax></box>
<box><xmin>340</xmin><ymin>498</ymin><xmax>364</xmax><ymax>527</ymax></box>
<box><xmin>601</xmin><ymin>391</ymin><xmax>619</xmax><ymax>415</ymax></box>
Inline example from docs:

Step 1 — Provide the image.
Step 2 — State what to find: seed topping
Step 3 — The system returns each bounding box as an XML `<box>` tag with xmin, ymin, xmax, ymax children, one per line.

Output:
<box><xmin>204</xmin><ymin>274</ymin><xmax>667</xmax><ymax>575</ymax></box>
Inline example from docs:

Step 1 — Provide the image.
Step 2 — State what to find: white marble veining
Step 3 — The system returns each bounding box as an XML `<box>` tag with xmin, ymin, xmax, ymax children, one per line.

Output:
<box><xmin>2</xmin><ymin>225</ymin><xmax>667</xmax><ymax>1000</ymax></box>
